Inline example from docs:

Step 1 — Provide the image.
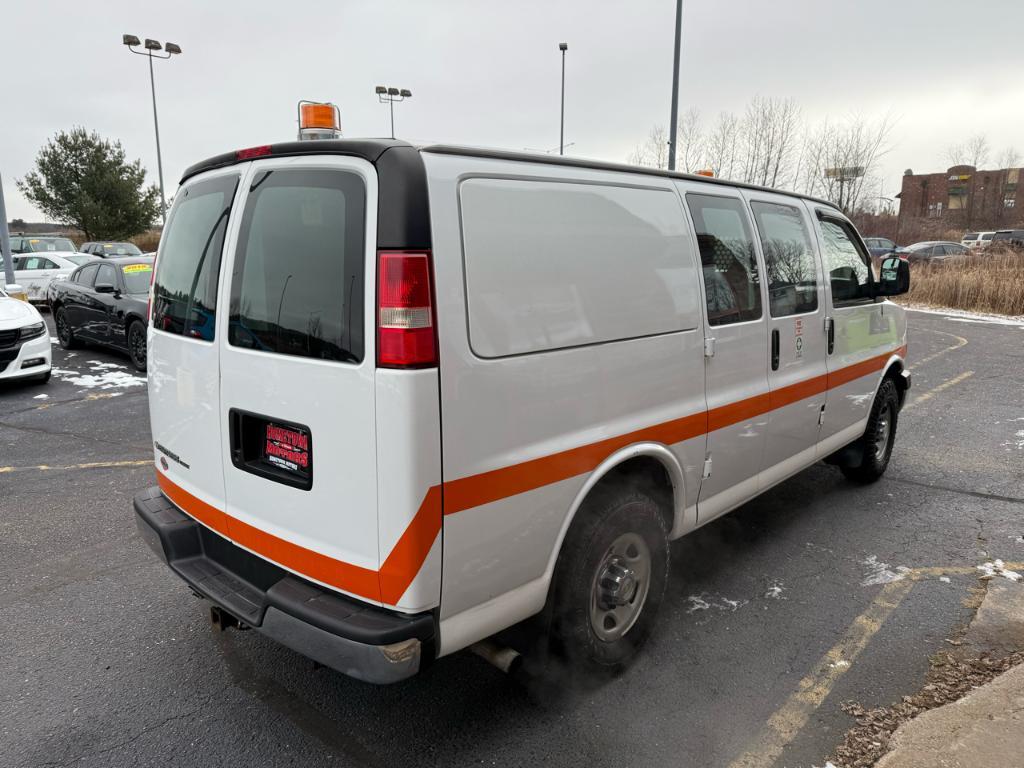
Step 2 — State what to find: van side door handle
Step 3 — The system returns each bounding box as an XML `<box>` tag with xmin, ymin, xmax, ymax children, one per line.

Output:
<box><xmin>770</xmin><ymin>329</ymin><xmax>780</xmax><ymax>371</ymax></box>
<box><xmin>824</xmin><ymin>317</ymin><xmax>835</xmax><ymax>354</ymax></box>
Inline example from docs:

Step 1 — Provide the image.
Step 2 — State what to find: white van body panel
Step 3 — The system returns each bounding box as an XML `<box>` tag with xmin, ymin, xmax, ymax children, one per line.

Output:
<box><xmin>425</xmin><ymin>153</ymin><xmax>707</xmax><ymax>648</ymax></box>
<box><xmin>149</xmin><ymin>165</ymin><xmax>244</xmax><ymax>517</ymax></box>
<box><xmin>216</xmin><ymin>155</ymin><xmax>385</xmax><ymax>600</ymax></box>
<box><xmin>807</xmin><ymin>206</ymin><xmax>906</xmax><ymax>446</ymax></box>
<box><xmin>674</xmin><ymin>181</ymin><xmax>769</xmax><ymax>524</ymax></box>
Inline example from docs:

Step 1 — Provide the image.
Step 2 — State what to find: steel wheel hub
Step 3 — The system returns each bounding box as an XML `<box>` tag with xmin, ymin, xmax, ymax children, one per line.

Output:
<box><xmin>590</xmin><ymin>532</ymin><xmax>651</xmax><ymax>642</ymax></box>
<box><xmin>875</xmin><ymin>404</ymin><xmax>892</xmax><ymax>461</ymax></box>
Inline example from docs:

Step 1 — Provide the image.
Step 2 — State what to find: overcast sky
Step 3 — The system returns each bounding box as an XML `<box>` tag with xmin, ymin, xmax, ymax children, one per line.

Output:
<box><xmin>4</xmin><ymin>0</ymin><xmax>1023</xmax><ymax>221</ymax></box>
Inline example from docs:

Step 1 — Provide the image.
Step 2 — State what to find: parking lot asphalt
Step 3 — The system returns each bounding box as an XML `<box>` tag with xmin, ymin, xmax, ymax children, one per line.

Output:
<box><xmin>1</xmin><ymin>309</ymin><xmax>1022</xmax><ymax>768</ymax></box>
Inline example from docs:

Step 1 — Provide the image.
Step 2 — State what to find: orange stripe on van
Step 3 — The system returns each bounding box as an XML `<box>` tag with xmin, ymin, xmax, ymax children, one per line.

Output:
<box><xmin>157</xmin><ymin>471</ymin><xmax>438</xmax><ymax>605</ymax></box>
<box><xmin>156</xmin><ymin>344</ymin><xmax>906</xmax><ymax>606</ymax></box>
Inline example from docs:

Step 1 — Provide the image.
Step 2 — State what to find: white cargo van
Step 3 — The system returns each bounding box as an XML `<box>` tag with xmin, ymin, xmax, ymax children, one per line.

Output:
<box><xmin>135</xmin><ymin>139</ymin><xmax>911</xmax><ymax>683</ymax></box>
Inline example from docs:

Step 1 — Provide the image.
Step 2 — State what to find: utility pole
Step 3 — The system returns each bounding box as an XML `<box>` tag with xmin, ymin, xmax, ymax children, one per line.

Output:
<box><xmin>667</xmin><ymin>0</ymin><xmax>683</xmax><ymax>171</ymax></box>
<box><xmin>559</xmin><ymin>43</ymin><xmax>568</xmax><ymax>155</ymax></box>
<box><xmin>0</xmin><ymin>173</ymin><xmax>14</xmax><ymax>289</ymax></box>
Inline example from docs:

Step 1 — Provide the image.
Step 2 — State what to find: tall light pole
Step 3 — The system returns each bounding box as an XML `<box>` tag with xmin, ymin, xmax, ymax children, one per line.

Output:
<box><xmin>667</xmin><ymin>0</ymin><xmax>683</xmax><ymax>171</ymax></box>
<box><xmin>375</xmin><ymin>86</ymin><xmax>412</xmax><ymax>139</ymax></box>
<box><xmin>559</xmin><ymin>43</ymin><xmax>568</xmax><ymax>156</ymax></box>
<box><xmin>123</xmin><ymin>34</ymin><xmax>181</xmax><ymax>224</ymax></box>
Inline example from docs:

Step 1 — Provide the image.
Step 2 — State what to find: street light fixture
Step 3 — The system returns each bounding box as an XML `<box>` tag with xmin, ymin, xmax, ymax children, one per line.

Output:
<box><xmin>559</xmin><ymin>43</ymin><xmax>567</xmax><ymax>156</ymax></box>
<box><xmin>376</xmin><ymin>85</ymin><xmax>412</xmax><ymax>140</ymax></box>
<box><xmin>123</xmin><ymin>34</ymin><xmax>182</xmax><ymax>223</ymax></box>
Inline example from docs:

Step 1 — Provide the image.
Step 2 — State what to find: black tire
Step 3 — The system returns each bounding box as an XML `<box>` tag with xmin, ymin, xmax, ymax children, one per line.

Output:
<box><xmin>841</xmin><ymin>378</ymin><xmax>899</xmax><ymax>484</ymax></box>
<box><xmin>54</xmin><ymin>306</ymin><xmax>80</xmax><ymax>350</ymax></box>
<box><xmin>127</xmin><ymin>320</ymin><xmax>147</xmax><ymax>372</ymax></box>
<box><xmin>549</xmin><ymin>487</ymin><xmax>670</xmax><ymax>676</ymax></box>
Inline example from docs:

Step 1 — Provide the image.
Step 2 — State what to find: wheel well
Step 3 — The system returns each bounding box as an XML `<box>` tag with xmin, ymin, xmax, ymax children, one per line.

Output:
<box><xmin>883</xmin><ymin>360</ymin><xmax>908</xmax><ymax>407</ymax></box>
<box><xmin>586</xmin><ymin>456</ymin><xmax>675</xmax><ymax>534</ymax></box>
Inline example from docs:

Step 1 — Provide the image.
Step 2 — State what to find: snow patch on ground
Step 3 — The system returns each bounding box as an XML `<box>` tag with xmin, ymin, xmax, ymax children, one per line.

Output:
<box><xmin>903</xmin><ymin>304</ymin><xmax>1024</xmax><ymax>327</ymax></box>
<box><xmin>686</xmin><ymin>594</ymin><xmax>748</xmax><ymax>613</ymax></box>
<box><xmin>861</xmin><ymin>555</ymin><xmax>911</xmax><ymax>586</ymax></box>
<box><xmin>49</xmin><ymin>336</ymin><xmax>59</xmax><ymax>343</ymax></box>
<box><xmin>1001</xmin><ymin>430</ymin><xmax>1024</xmax><ymax>451</ymax></box>
<box><xmin>51</xmin><ymin>361</ymin><xmax>145</xmax><ymax>391</ymax></box>
<box><xmin>829</xmin><ymin>660</ymin><xmax>850</xmax><ymax>669</ymax></box>
<box><xmin>939</xmin><ymin>576</ymin><xmax>951</xmax><ymax>583</ymax></box>
<box><xmin>977</xmin><ymin>560</ymin><xmax>1022</xmax><ymax>582</ymax></box>
<box><xmin>32</xmin><ymin>393</ymin><xmax>48</xmax><ymax>400</ymax></box>
<box><xmin>764</xmin><ymin>583</ymin><xmax>785</xmax><ymax>599</ymax></box>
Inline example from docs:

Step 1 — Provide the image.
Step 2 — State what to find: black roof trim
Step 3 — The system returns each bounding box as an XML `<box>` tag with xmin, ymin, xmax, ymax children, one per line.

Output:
<box><xmin>179</xmin><ymin>139</ymin><xmax>412</xmax><ymax>184</ymax></box>
<box><xmin>419</xmin><ymin>144</ymin><xmax>840</xmax><ymax>210</ymax></box>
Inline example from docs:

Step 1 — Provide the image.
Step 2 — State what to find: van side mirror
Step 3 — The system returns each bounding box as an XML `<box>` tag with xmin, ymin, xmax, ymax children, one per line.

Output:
<box><xmin>876</xmin><ymin>256</ymin><xmax>910</xmax><ymax>297</ymax></box>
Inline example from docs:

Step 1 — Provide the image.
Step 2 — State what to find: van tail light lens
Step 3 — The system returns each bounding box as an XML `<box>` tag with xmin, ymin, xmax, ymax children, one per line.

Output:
<box><xmin>236</xmin><ymin>145</ymin><xmax>272</xmax><ymax>160</ymax></box>
<box><xmin>377</xmin><ymin>251</ymin><xmax>437</xmax><ymax>368</ymax></box>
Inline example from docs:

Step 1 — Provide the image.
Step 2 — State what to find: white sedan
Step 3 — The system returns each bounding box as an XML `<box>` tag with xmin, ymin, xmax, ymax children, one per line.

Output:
<box><xmin>12</xmin><ymin>252</ymin><xmax>95</xmax><ymax>303</ymax></box>
<box><xmin>0</xmin><ymin>287</ymin><xmax>51</xmax><ymax>383</ymax></box>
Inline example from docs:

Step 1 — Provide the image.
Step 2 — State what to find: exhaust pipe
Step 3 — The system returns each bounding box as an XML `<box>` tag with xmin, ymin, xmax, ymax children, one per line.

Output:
<box><xmin>470</xmin><ymin>639</ymin><xmax>522</xmax><ymax>675</ymax></box>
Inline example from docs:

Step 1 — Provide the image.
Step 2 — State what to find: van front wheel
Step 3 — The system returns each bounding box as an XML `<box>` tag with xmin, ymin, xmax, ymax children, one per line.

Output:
<box><xmin>842</xmin><ymin>378</ymin><xmax>899</xmax><ymax>484</ymax></box>
<box><xmin>550</xmin><ymin>488</ymin><xmax>669</xmax><ymax>675</ymax></box>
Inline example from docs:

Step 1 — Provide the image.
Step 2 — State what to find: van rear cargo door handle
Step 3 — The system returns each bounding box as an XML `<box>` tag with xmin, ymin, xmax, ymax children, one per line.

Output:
<box><xmin>770</xmin><ymin>329</ymin><xmax>780</xmax><ymax>371</ymax></box>
<box><xmin>825</xmin><ymin>317</ymin><xmax>835</xmax><ymax>354</ymax></box>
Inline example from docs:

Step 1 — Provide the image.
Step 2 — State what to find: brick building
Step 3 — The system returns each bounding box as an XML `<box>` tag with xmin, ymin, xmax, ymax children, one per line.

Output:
<box><xmin>896</xmin><ymin>164</ymin><xmax>1023</xmax><ymax>240</ymax></box>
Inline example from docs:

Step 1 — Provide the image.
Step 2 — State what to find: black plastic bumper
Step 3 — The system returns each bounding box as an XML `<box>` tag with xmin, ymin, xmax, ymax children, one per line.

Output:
<box><xmin>133</xmin><ymin>486</ymin><xmax>435</xmax><ymax>683</ymax></box>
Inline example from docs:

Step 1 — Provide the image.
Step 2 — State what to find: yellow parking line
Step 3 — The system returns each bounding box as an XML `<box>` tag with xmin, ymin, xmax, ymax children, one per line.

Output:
<box><xmin>908</xmin><ymin>330</ymin><xmax>968</xmax><ymax>371</ymax></box>
<box><xmin>0</xmin><ymin>459</ymin><xmax>151</xmax><ymax>474</ymax></box>
<box><xmin>902</xmin><ymin>370</ymin><xmax>974</xmax><ymax>411</ymax></box>
<box><xmin>727</xmin><ymin>577</ymin><xmax>916</xmax><ymax>768</ymax></box>
<box><xmin>727</xmin><ymin>563</ymin><xmax>1024</xmax><ymax>768</ymax></box>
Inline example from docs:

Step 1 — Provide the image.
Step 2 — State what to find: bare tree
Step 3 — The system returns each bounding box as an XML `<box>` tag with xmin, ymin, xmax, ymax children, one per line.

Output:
<box><xmin>704</xmin><ymin>111</ymin><xmax>741</xmax><ymax>180</ymax></box>
<box><xmin>628</xmin><ymin>125</ymin><xmax>669</xmax><ymax>169</ymax></box>
<box><xmin>675</xmin><ymin>108</ymin><xmax>706</xmax><ymax>173</ymax></box>
<box><xmin>739</xmin><ymin>96</ymin><xmax>801</xmax><ymax>188</ymax></box>
<box><xmin>996</xmin><ymin>146</ymin><xmax>1021</xmax><ymax>169</ymax></box>
<box><xmin>946</xmin><ymin>133</ymin><xmax>990</xmax><ymax>168</ymax></box>
<box><xmin>800</xmin><ymin>114</ymin><xmax>895</xmax><ymax>213</ymax></box>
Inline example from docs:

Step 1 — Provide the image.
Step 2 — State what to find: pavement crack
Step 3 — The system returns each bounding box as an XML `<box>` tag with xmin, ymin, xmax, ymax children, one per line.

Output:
<box><xmin>0</xmin><ymin>418</ymin><xmax>125</xmax><ymax>446</ymax></box>
<box><xmin>888</xmin><ymin>476</ymin><xmax>1024</xmax><ymax>506</ymax></box>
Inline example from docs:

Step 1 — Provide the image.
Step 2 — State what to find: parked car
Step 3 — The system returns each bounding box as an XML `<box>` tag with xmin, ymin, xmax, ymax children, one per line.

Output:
<box><xmin>12</xmin><ymin>252</ymin><xmax>94</xmax><ymax>304</ymax></box>
<box><xmin>863</xmin><ymin>237</ymin><xmax>896</xmax><ymax>258</ymax></box>
<box><xmin>79</xmin><ymin>241</ymin><xmax>144</xmax><ymax>258</ymax></box>
<box><xmin>48</xmin><ymin>256</ymin><xmax>153</xmax><ymax>371</ymax></box>
<box><xmin>0</xmin><ymin>286</ymin><xmax>51</xmax><ymax>383</ymax></box>
<box><xmin>9</xmin><ymin>234</ymin><xmax>78</xmax><ymax>254</ymax></box>
<box><xmin>961</xmin><ymin>231</ymin><xmax>995</xmax><ymax>249</ymax></box>
<box><xmin>990</xmin><ymin>229</ymin><xmax>1024</xmax><ymax>249</ymax></box>
<box><xmin>134</xmin><ymin>136</ymin><xmax>911</xmax><ymax>685</ymax></box>
<box><xmin>896</xmin><ymin>241</ymin><xmax>969</xmax><ymax>263</ymax></box>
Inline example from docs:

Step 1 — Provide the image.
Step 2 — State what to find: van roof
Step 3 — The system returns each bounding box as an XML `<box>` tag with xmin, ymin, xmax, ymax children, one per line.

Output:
<box><xmin>180</xmin><ymin>139</ymin><xmax>841</xmax><ymax>211</ymax></box>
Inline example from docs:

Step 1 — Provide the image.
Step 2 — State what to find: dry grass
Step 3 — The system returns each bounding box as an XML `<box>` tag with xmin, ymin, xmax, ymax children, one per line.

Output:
<box><xmin>898</xmin><ymin>248</ymin><xmax>1024</xmax><ymax>316</ymax></box>
<box><xmin>131</xmin><ymin>230</ymin><xmax>162</xmax><ymax>253</ymax></box>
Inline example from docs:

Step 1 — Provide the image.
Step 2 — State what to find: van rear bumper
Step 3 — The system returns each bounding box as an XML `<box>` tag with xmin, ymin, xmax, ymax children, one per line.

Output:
<box><xmin>133</xmin><ymin>486</ymin><xmax>435</xmax><ymax>684</ymax></box>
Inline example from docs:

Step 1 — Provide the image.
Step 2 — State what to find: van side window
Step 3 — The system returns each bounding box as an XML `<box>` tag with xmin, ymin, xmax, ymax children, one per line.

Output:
<box><xmin>750</xmin><ymin>201</ymin><xmax>818</xmax><ymax>317</ymax></box>
<box><xmin>685</xmin><ymin>193</ymin><xmax>762</xmax><ymax>326</ymax></box>
<box><xmin>817</xmin><ymin>216</ymin><xmax>873</xmax><ymax>305</ymax></box>
<box><xmin>229</xmin><ymin>169</ymin><xmax>366</xmax><ymax>363</ymax></box>
<box><xmin>153</xmin><ymin>174</ymin><xmax>239</xmax><ymax>341</ymax></box>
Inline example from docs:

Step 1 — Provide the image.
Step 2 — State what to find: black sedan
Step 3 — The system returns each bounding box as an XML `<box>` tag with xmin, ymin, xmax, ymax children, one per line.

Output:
<box><xmin>48</xmin><ymin>257</ymin><xmax>153</xmax><ymax>371</ymax></box>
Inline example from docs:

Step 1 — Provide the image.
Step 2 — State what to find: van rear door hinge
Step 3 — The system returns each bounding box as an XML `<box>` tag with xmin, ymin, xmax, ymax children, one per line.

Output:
<box><xmin>702</xmin><ymin>457</ymin><xmax>713</xmax><ymax>479</ymax></box>
<box><xmin>704</xmin><ymin>337</ymin><xmax>716</xmax><ymax>358</ymax></box>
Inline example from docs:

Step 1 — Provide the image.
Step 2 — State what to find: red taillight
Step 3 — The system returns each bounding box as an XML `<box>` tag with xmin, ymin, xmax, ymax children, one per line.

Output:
<box><xmin>236</xmin><ymin>145</ymin><xmax>272</xmax><ymax>160</ymax></box>
<box><xmin>377</xmin><ymin>251</ymin><xmax>437</xmax><ymax>368</ymax></box>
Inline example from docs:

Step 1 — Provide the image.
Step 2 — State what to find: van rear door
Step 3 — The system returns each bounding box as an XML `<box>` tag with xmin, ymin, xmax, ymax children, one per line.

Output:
<box><xmin>150</xmin><ymin>169</ymin><xmax>241</xmax><ymax>515</ymax></box>
<box><xmin>217</xmin><ymin>157</ymin><xmax>383</xmax><ymax>605</ymax></box>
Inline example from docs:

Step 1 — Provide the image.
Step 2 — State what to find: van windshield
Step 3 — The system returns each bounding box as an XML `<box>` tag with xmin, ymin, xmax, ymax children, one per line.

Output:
<box><xmin>228</xmin><ymin>169</ymin><xmax>366</xmax><ymax>363</ymax></box>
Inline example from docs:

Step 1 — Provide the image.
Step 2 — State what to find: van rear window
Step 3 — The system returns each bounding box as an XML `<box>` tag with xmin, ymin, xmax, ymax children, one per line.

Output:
<box><xmin>228</xmin><ymin>169</ymin><xmax>366</xmax><ymax>363</ymax></box>
<box><xmin>153</xmin><ymin>174</ymin><xmax>239</xmax><ymax>341</ymax></box>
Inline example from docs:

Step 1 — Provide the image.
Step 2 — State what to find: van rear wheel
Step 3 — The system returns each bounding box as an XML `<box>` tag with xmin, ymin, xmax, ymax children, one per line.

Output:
<box><xmin>549</xmin><ymin>488</ymin><xmax>669</xmax><ymax>675</ymax></box>
<box><xmin>841</xmin><ymin>378</ymin><xmax>899</xmax><ymax>484</ymax></box>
